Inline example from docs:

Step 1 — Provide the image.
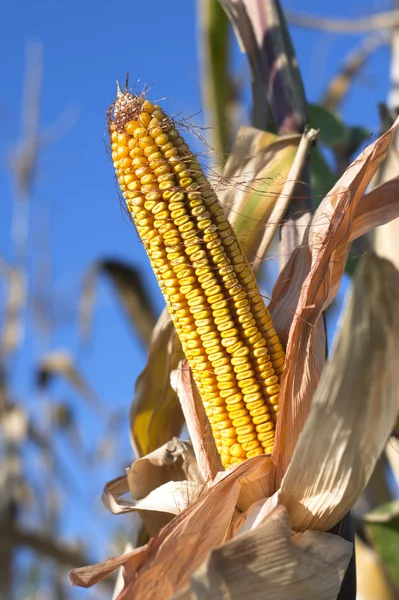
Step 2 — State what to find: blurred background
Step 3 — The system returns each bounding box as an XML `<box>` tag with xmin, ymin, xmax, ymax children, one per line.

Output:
<box><xmin>1</xmin><ymin>0</ymin><xmax>398</xmax><ymax>598</ymax></box>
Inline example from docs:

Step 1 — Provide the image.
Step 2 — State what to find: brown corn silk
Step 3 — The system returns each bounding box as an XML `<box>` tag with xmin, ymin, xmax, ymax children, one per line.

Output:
<box><xmin>108</xmin><ymin>86</ymin><xmax>284</xmax><ymax>468</ymax></box>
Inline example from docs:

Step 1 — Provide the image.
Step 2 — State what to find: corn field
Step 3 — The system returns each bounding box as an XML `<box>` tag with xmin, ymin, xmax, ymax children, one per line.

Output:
<box><xmin>2</xmin><ymin>1</ymin><xmax>399</xmax><ymax>599</ymax></box>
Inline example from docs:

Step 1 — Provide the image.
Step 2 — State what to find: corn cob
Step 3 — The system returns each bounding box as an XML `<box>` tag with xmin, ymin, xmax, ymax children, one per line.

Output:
<box><xmin>108</xmin><ymin>85</ymin><xmax>285</xmax><ymax>468</ymax></box>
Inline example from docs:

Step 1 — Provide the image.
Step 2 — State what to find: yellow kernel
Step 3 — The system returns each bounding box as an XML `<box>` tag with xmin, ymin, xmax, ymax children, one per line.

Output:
<box><xmin>133</xmin><ymin>127</ymin><xmax>147</xmax><ymax>140</ymax></box>
<box><xmin>257</xmin><ymin>420</ymin><xmax>274</xmax><ymax>434</ymax></box>
<box><xmin>225</xmin><ymin>393</ymin><xmax>243</xmax><ymax>406</ymax></box>
<box><xmin>258</xmin><ymin>435</ymin><xmax>275</xmax><ymax>448</ymax></box>
<box><xmin>232</xmin><ymin>416</ymin><xmax>252</xmax><ymax>428</ymax></box>
<box><xmin>230</xmin><ymin>444</ymin><xmax>245</xmax><ymax>458</ymax></box>
<box><xmin>125</xmin><ymin>121</ymin><xmax>140</xmax><ymax>135</ymax></box>
<box><xmin>155</xmin><ymin>133</ymin><xmax>169</xmax><ymax>145</ymax></box>
<box><xmin>227</xmin><ymin>407</ymin><xmax>247</xmax><ymax>420</ymax></box>
<box><xmin>139</xmin><ymin>112</ymin><xmax>151</xmax><ymax>127</ymax></box>
<box><xmin>220</xmin><ymin>427</ymin><xmax>237</xmax><ymax>439</ymax></box>
<box><xmin>117</xmin><ymin>146</ymin><xmax>129</xmax><ymax>159</ymax></box>
<box><xmin>236</xmin><ymin>424</ymin><xmax>254</xmax><ymax>436</ymax></box>
<box><xmin>266</xmin><ymin>384</ymin><xmax>280</xmax><ymax>396</ymax></box>
<box><xmin>241</xmin><ymin>439</ymin><xmax>260</xmax><ymax>452</ymax></box>
<box><xmin>246</xmin><ymin>448</ymin><xmax>263</xmax><ymax>458</ymax></box>
<box><xmin>237</xmin><ymin>431</ymin><xmax>257</xmax><ymax>444</ymax></box>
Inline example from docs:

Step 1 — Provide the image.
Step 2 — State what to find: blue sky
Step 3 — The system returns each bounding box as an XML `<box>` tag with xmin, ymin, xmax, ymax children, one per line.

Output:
<box><xmin>0</xmin><ymin>0</ymin><xmax>394</xmax><ymax>596</ymax></box>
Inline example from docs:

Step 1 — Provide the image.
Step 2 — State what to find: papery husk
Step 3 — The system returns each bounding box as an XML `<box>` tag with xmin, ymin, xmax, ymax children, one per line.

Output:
<box><xmin>270</xmin><ymin>118</ymin><xmax>399</xmax><ymax>481</ymax></box>
<box><xmin>103</xmin><ymin>475</ymin><xmax>201</xmax><ymax>518</ymax></box>
<box><xmin>102</xmin><ymin>439</ymin><xmax>202</xmax><ymax>537</ymax></box>
<box><xmin>171</xmin><ymin>362</ymin><xmax>222</xmax><ymax>481</ymax></box>
<box><xmin>130</xmin><ymin>308</ymin><xmax>185</xmax><ymax>457</ymax></box>
<box><xmin>279</xmin><ymin>254</ymin><xmax>399</xmax><ymax>532</ymax></box>
<box><xmin>172</xmin><ymin>360</ymin><xmax>274</xmax><ymax>509</ymax></box>
<box><xmin>127</xmin><ymin>438</ymin><xmax>202</xmax><ymax>497</ymax></box>
<box><xmin>69</xmin><ymin>544</ymin><xmax>149</xmax><ymax>588</ymax></box>
<box><xmin>172</xmin><ymin>505</ymin><xmax>352</xmax><ymax>600</ymax></box>
<box><xmin>71</xmin><ymin>456</ymin><xmax>273</xmax><ymax>596</ymax></box>
<box><xmin>217</xmin><ymin>126</ymin><xmax>301</xmax><ymax>263</ymax></box>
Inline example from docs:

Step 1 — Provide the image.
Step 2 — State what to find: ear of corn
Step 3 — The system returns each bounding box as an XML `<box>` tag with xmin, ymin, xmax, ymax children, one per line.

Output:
<box><xmin>108</xmin><ymin>86</ymin><xmax>285</xmax><ymax>468</ymax></box>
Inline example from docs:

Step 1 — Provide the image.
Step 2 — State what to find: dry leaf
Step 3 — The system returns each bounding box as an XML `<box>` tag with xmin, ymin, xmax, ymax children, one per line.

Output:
<box><xmin>322</xmin><ymin>34</ymin><xmax>385</xmax><ymax>112</ymax></box>
<box><xmin>80</xmin><ymin>258</ymin><xmax>157</xmax><ymax>347</ymax></box>
<box><xmin>218</xmin><ymin>127</ymin><xmax>301</xmax><ymax>264</ymax></box>
<box><xmin>171</xmin><ymin>361</ymin><xmax>222</xmax><ymax>481</ymax></box>
<box><xmin>103</xmin><ymin>473</ymin><xmax>200</xmax><ymax>519</ymax></box>
<box><xmin>130</xmin><ymin>309</ymin><xmax>185</xmax><ymax>457</ymax></box>
<box><xmin>69</xmin><ymin>545</ymin><xmax>149</xmax><ymax>588</ymax></box>
<box><xmin>1</xmin><ymin>268</ymin><xmax>25</xmax><ymax>357</ymax></box>
<box><xmin>71</xmin><ymin>456</ymin><xmax>273</xmax><ymax>596</ymax></box>
<box><xmin>127</xmin><ymin>438</ymin><xmax>202</xmax><ymax>498</ymax></box>
<box><xmin>126</xmin><ymin>438</ymin><xmax>202</xmax><ymax>536</ymax></box>
<box><xmin>174</xmin><ymin>505</ymin><xmax>352</xmax><ymax>600</ymax></box>
<box><xmin>119</xmin><ymin>456</ymin><xmax>272</xmax><ymax>600</ymax></box>
<box><xmin>271</xmin><ymin>117</ymin><xmax>399</xmax><ymax>482</ymax></box>
<box><xmin>279</xmin><ymin>254</ymin><xmax>399</xmax><ymax>531</ymax></box>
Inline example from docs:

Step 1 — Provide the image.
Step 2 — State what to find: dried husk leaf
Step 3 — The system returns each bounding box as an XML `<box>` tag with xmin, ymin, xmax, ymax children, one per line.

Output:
<box><xmin>130</xmin><ymin>308</ymin><xmax>185</xmax><ymax>457</ymax></box>
<box><xmin>279</xmin><ymin>254</ymin><xmax>399</xmax><ymax>532</ymax></box>
<box><xmin>1</xmin><ymin>268</ymin><xmax>25</xmax><ymax>357</ymax></box>
<box><xmin>69</xmin><ymin>545</ymin><xmax>149</xmax><ymax>589</ymax></box>
<box><xmin>127</xmin><ymin>438</ymin><xmax>202</xmax><ymax>499</ymax></box>
<box><xmin>103</xmin><ymin>439</ymin><xmax>202</xmax><ymax>537</ymax></box>
<box><xmin>90</xmin><ymin>456</ymin><xmax>272</xmax><ymax>599</ymax></box>
<box><xmin>351</xmin><ymin>176</ymin><xmax>399</xmax><ymax>240</ymax></box>
<box><xmin>270</xmin><ymin>118</ymin><xmax>399</xmax><ymax>481</ymax></box>
<box><xmin>173</xmin><ymin>505</ymin><xmax>352</xmax><ymax>600</ymax></box>
<box><xmin>171</xmin><ymin>361</ymin><xmax>222</xmax><ymax>481</ymax></box>
<box><xmin>172</xmin><ymin>360</ymin><xmax>274</xmax><ymax>508</ymax></box>
<box><xmin>130</xmin><ymin>438</ymin><xmax>202</xmax><ymax>536</ymax></box>
<box><xmin>104</xmin><ymin>475</ymin><xmax>200</xmax><ymax>517</ymax></box>
<box><xmin>218</xmin><ymin>126</ymin><xmax>300</xmax><ymax>263</ymax></box>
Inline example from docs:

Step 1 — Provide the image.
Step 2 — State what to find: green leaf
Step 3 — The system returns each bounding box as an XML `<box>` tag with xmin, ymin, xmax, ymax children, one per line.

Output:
<box><xmin>364</xmin><ymin>501</ymin><xmax>399</xmax><ymax>588</ymax></box>
<box><xmin>309</xmin><ymin>104</ymin><xmax>348</xmax><ymax>148</ymax></box>
<box><xmin>310</xmin><ymin>147</ymin><xmax>337</xmax><ymax>207</ymax></box>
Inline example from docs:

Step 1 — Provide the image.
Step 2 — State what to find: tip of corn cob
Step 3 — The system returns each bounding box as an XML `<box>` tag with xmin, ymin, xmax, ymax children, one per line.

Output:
<box><xmin>108</xmin><ymin>84</ymin><xmax>285</xmax><ymax>469</ymax></box>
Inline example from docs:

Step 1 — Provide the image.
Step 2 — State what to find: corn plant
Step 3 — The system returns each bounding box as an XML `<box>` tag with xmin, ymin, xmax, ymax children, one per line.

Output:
<box><xmin>68</xmin><ymin>1</ymin><xmax>399</xmax><ymax>599</ymax></box>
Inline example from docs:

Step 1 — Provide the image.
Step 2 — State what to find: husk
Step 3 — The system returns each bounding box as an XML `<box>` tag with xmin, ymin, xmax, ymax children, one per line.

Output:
<box><xmin>130</xmin><ymin>308</ymin><xmax>185</xmax><ymax>457</ymax></box>
<box><xmin>217</xmin><ymin>126</ymin><xmax>301</xmax><ymax>263</ymax></box>
<box><xmin>172</xmin><ymin>505</ymin><xmax>352</xmax><ymax>600</ymax></box>
<box><xmin>270</xmin><ymin>118</ymin><xmax>399</xmax><ymax>482</ymax></box>
<box><xmin>171</xmin><ymin>361</ymin><xmax>222</xmax><ymax>481</ymax></box>
<box><xmin>69</xmin><ymin>544</ymin><xmax>149</xmax><ymax>589</ymax></box>
<box><xmin>279</xmin><ymin>254</ymin><xmax>399</xmax><ymax>532</ymax></box>
<box><xmin>102</xmin><ymin>439</ymin><xmax>202</xmax><ymax>537</ymax></box>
